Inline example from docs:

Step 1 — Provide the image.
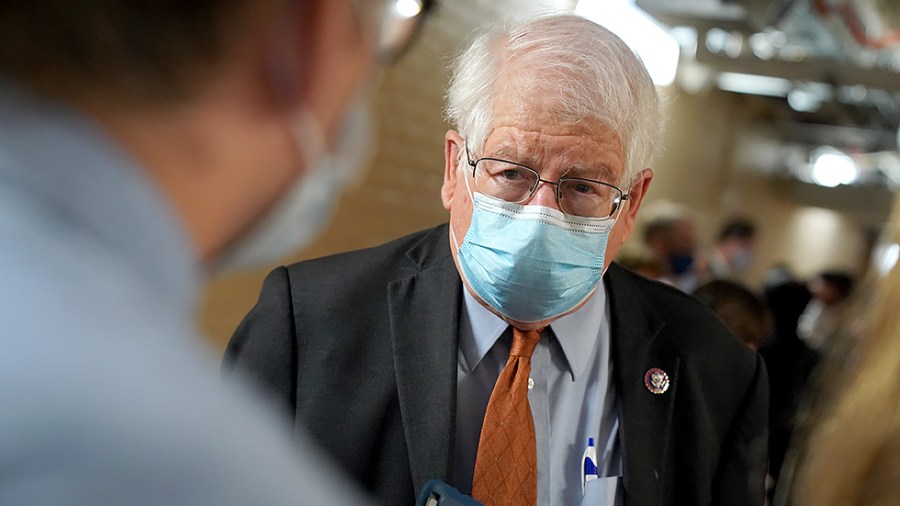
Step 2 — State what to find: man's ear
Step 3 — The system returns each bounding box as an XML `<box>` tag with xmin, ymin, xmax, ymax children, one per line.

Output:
<box><xmin>619</xmin><ymin>168</ymin><xmax>654</xmax><ymax>236</ymax></box>
<box><xmin>441</xmin><ymin>130</ymin><xmax>465</xmax><ymax>210</ymax></box>
<box><xmin>265</xmin><ymin>2</ymin><xmax>319</xmax><ymax>110</ymax></box>
<box><xmin>268</xmin><ymin>1</ymin><xmax>371</xmax><ymax>141</ymax></box>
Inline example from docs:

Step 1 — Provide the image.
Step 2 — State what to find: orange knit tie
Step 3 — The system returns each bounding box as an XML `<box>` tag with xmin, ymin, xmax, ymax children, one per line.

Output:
<box><xmin>471</xmin><ymin>327</ymin><xmax>542</xmax><ymax>506</ymax></box>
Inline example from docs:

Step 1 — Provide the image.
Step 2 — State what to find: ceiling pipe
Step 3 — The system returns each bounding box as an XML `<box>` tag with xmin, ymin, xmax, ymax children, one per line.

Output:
<box><xmin>812</xmin><ymin>0</ymin><xmax>900</xmax><ymax>49</ymax></box>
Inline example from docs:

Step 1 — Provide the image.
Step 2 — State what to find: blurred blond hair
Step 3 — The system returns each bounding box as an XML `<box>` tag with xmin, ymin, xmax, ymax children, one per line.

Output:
<box><xmin>795</xmin><ymin>199</ymin><xmax>900</xmax><ymax>504</ymax></box>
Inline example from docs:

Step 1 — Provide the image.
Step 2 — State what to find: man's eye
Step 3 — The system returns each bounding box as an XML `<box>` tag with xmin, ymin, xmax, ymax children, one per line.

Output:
<box><xmin>502</xmin><ymin>169</ymin><xmax>523</xmax><ymax>180</ymax></box>
<box><xmin>573</xmin><ymin>182</ymin><xmax>594</xmax><ymax>194</ymax></box>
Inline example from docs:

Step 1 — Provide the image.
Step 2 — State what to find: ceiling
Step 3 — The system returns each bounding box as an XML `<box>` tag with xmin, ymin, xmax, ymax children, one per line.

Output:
<box><xmin>636</xmin><ymin>0</ymin><xmax>900</xmax><ymax>195</ymax></box>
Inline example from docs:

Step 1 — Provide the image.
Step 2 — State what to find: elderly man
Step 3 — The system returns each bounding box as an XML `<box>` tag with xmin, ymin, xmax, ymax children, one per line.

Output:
<box><xmin>0</xmin><ymin>1</ymin><xmax>432</xmax><ymax>504</ymax></box>
<box><xmin>226</xmin><ymin>14</ymin><xmax>767</xmax><ymax>506</ymax></box>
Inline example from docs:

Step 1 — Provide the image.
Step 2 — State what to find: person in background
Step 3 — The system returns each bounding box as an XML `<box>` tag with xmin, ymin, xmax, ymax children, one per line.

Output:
<box><xmin>0</xmin><ymin>0</ymin><xmax>433</xmax><ymax>504</ymax></box>
<box><xmin>692</xmin><ymin>279</ymin><xmax>769</xmax><ymax>350</ymax></box>
<box><xmin>225</xmin><ymin>14</ymin><xmax>768</xmax><ymax>506</ymax></box>
<box><xmin>757</xmin><ymin>281</ymin><xmax>817</xmax><ymax>502</ymax></box>
<box><xmin>616</xmin><ymin>244</ymin><xmax>663</xmax><ymax>280</ymax></box>
<box><xmin>642</xmin><ymin>208</ymin><xmax>701</xmax><ymax>292</ymax></box>
<box><xmin>797</xmin><ymin>270</ymin><xmax>855</xmax><ymax>351</ymax></box>
<box><xmin>707</xmin><ymin>218</ymin><xmax>757</xmax><ymax>280</ymax></box>
<box><xmin>763</xmin><ymin>262</ymin><xmax>797</xmax><ymax>291</ymax></box>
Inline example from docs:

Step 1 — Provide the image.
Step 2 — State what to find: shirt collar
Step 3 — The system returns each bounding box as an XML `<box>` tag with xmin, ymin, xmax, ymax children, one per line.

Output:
<box><xmin>459</xmin><ymin>280</ymin><xmax>609</xmax><ymax>380</ymax></box>
<box><xmin>0</xmin><ymin>79</ymin><xmax>201</xmax><ymax>317</ymax></box>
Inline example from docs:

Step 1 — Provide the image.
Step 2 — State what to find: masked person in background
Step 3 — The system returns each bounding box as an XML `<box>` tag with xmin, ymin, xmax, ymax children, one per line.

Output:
<box><xmin>641</xmin><ymin>206</ymin><xmax>702</xmax><ymax>292</ymax></box>
<box><xmin>225</xmin><ymin>14</ymin><xmax>767</xmax><ymax>506</ymax></box>
<box><xmin>796</xmin><ymin>271</ymin><xmax>855</xmax><ymax>352</ymax></box>
<box><xmin>0</xmin><ymin>1</ymin><xmax>433</xmax><ymax>504</ymax></box>
<box><xmin>707</xmin><ymin>218</ymin><xmax>757</xmax><ymax>281</ymax></box>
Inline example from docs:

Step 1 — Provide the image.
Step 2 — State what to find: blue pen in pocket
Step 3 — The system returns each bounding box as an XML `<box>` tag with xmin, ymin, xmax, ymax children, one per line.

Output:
<box><xmin>582</xmin><ymin>437</ymin><xmax>599</xmax><ymax>495</ymax></box>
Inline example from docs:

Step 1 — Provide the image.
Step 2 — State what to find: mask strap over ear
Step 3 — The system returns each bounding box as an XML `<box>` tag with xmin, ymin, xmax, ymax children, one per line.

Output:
<box><xmin>460</xmin><ymin>141</ymin><xmax>476</xmax><ymax>201</ymax></box>
<box><xmin>450</xmin><ymin>221</ymin><xmax>461</xmax><ymax>252</ymax></box>
<box><xmin>450</xmin><ymin>140</ymin><xmax>475</xmax><ymax>253</ymax></box>
<box><xmin>293</xmin><ymin>108</ymin><xmax>328</xmax><ymax>173</ymax></box>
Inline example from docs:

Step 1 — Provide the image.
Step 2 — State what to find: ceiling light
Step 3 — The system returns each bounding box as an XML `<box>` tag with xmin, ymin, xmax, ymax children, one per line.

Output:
<box><xmin>717</xmin><ymin>72</ymin><xmax>791</xmax><ymax>97</ymax></box>
<box><xmin>394</xmin><ymin>0</ymin><xmax>422</xmax><ymax>19</ymax></box>
<box><xmin>811</xmin><ymin>148</ymin><xmax>859</xmax><ymax>187</ymax></box>
<box><xmin>749</xmin><ymin>33</ymin><xmax>776</xmax><ymax>60</ymax></box>
<box><xmin>788</xmin><ymin>82</ymin><xmax>832</xmax><ymax>112</ymax></box>
<box><xmin>705</xmin><ymin>28</ymin><xmax>728</xmax><ymax>54</ymax></box>
<box><xmin>787</xmin><ymin>88</ymin><xmax>821</xmax><ymax>112</ymax></box>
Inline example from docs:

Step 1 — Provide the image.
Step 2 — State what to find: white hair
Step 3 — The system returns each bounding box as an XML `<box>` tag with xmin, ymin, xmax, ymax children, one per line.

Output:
<box><xmin>445</xmin><ymin>14</ymin><xmax>662</xmax><ymax>184</ymax></box>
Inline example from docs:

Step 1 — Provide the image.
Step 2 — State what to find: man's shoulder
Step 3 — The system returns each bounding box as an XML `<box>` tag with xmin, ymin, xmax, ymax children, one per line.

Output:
<box><xmin>608</xmin><ymin>263</ymin><xmax>757</xmax><ymax>363</ymax></box>
<box><xmin>283</xmin><ymin>223</ymin><xmax>450</xmax><ymax>281</ymax></box>
<box><xmin>608</xmin><ymin>262</ymin><xmax>713</xmax><ymax>318</ymax></box>
<box><xmin>608</xmin><ymin>264</ymin><xmax>764</xmax><ymax>428</ymax></box>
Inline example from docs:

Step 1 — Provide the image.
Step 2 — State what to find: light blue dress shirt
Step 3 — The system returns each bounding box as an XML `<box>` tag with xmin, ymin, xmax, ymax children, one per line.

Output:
<box><xmin>453</xmin><ymin>284</ymin><xmax>623</xmax><ymax>506</ymax></box>
<box><xmin>0</xmin><ymin>81</ymin><xmax>363</xmax><ymax>505</ymax></box>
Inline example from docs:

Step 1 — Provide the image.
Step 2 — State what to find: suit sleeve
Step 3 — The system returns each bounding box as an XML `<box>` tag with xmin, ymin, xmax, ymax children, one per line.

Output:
<box><xmin>222</xmin><ymin>266</ymin><xmax>298</xmax><ymax>418</ymax></box>
<box><xmin>712</xmin><ymin>353</ymin><xmax>769</xmax><ymax>505</ymax></box>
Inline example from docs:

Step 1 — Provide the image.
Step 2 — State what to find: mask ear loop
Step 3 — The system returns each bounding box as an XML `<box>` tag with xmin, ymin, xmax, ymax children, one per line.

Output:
<box><xmin>293</xmin><ymin>109</ymin><xmax>328</xmax><ymax>173</ymax></box>
<box><xmin>598</xmin><ymin>181</ymin><xmax>631</xmax><ymax>277</ymax></box>
<box><xmin>450</xmin><ymin>140</ymin><xmax>476</xmax><ymax>251</ymax></box>
<box><xmin>461</xmin><ymin>142</ymin><xmax>476</xmax><ymax>201</ymax></box>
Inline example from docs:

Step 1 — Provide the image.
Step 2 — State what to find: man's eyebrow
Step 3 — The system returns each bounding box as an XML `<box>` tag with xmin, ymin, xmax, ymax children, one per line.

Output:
<box><xmin>563</xmin><ymin>164</ymin><xmax>617</xmax><ymax>183</ymax></box>
<box><xmin>484</xmin><ymin>148</ymin><xmax>619</xmax><ymax>182</ymax></box>
<box><xmin>489</xmin><ymin>147</ymin><xmax>526</xmax><ymax>163</ymax></box>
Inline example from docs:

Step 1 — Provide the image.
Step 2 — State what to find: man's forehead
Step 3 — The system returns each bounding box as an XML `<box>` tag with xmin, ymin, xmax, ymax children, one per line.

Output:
<box><xmin>481</xmin><ymin>113</ymin><xmax>624</xmax><ymax>182</ymax></box>
<box><xmin>489</xmin><ymin>83</ymin><xmax>620</xmax><ymax>142</ymax></box>
<box><xmin>494</xmin><ymin>63</ymin><xmax>615</xmax><ymax>118</ymax></box>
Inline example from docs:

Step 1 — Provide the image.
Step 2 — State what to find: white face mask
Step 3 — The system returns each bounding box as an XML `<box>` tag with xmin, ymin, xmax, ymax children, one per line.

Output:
<box><xmin>213</xmin><ymin>97</ymin><xmax>374</xmax><ymax>273</ymax></box>
<box><xmin>730</xmin><ymin>246</ymin><xmax>754</xmax><ymax>272</ymax></box>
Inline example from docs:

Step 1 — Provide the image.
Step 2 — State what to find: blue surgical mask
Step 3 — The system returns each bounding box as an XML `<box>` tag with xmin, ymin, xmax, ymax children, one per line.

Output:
<box><xmin>453</xmin><ymin>191</ymin><xmax>616</xmax><ymax>323</ymax></box>
<box><xmin>667</xmin><ymin>252</ymin><xmax>694</xmax><ymax>276</ymax></box>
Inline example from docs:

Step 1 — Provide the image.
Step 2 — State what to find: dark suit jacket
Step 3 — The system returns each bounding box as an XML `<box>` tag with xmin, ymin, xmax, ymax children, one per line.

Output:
<box><xmin>224</xmin><ymin>224</ymin><xmax>768</xmax><ymax>505</ymax></box>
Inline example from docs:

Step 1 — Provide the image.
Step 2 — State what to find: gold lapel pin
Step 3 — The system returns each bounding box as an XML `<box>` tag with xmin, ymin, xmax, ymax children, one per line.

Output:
<box><xmin>644</xmin><ymin>367</ymin><xmax>670</xmax><ymax>394</ymax></box>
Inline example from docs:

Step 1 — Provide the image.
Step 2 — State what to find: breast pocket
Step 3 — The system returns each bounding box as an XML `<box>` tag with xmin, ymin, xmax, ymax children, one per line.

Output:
<box><xmin>581</xmin><ymin>476</ymin><xmax>621</xmax><ymax>505</ymax></box>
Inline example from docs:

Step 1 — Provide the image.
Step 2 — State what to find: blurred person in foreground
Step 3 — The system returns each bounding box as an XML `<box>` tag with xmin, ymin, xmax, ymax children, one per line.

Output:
<box><xmin>788</xmin><ymin>0</ymin><xmax>900</xmax><ymax>502</ymax></box>
<box><xmin>791</xmin><ymin>242</ymin><xmax>900</xmax><ymax>503</ymax></box>
<box><xmin>794</xmin><ymin>261</ymin><xmax>900</xmax><ymax>504</ymax></box>
<box><xmin>706</xmin><ymin>218</ymin><xmax>757</xmax><ymax>281</ymax></box>
<box><xmin>226</xmin><ymin>14</ymin><xmax>767</xmax><ymax>506</ymax></box>
<box><xmin>0</xmin><ymin>0</ymin><xmax>433</xmax><ymax>504</ymax></box>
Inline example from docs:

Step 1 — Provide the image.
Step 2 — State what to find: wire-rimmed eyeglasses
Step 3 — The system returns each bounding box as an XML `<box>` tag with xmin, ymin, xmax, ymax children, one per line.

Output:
<box><xmin>466</xmin><ymin>150</ymin><xmax>629</xmax><ymax>219</ymax></box>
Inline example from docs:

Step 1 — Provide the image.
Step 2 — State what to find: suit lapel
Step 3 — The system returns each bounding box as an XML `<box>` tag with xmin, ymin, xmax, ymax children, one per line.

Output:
<box><xmin>606</xmin><ymin>264</ymin><xmax>679</xmax><ymax>506</ymax></box>
<box><xmin>388</xmin><ymin>226</ymin><xmax>461</xmax><ymax>494</ymax></box>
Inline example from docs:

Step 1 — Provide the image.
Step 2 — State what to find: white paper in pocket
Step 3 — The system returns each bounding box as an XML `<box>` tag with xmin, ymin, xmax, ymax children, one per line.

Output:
<box><xmin>581</xmin><ymin>475</ymin><xmax>621</xmax><ymax>505</ymax></box>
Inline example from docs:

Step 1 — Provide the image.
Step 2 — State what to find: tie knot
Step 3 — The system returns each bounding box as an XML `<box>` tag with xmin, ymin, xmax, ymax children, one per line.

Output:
<box><xmin>510</xmin><ymin>327</ymin><xmax>543</xmax><ymax>359</ymax></box>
